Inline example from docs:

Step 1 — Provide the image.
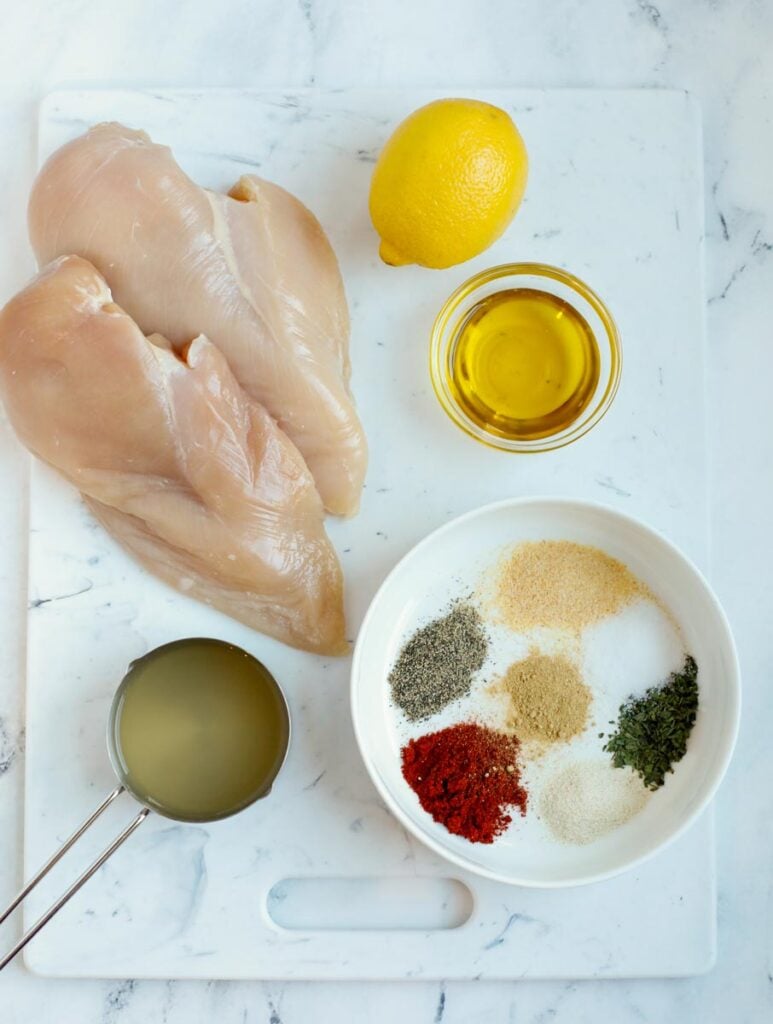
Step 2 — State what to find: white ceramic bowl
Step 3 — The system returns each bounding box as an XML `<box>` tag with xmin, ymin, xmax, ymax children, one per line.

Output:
<box><xmin>350</xmin><ymin>498</ymin><xmax>740</xmax><ymax>887</ymax></box>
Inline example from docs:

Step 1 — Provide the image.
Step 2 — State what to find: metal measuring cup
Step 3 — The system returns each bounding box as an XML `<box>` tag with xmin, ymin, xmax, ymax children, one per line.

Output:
<box><xmin>0</xmin><ymin>637</ymin><xmax>290</xmax><ymax>971</ymax></box>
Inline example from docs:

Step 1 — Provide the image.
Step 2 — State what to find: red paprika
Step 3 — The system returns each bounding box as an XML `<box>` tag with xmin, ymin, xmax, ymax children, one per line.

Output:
<box><xmin>401</xmin><ymin>722</ymin><xmax>527</xmax><ymax>844</ymax></box>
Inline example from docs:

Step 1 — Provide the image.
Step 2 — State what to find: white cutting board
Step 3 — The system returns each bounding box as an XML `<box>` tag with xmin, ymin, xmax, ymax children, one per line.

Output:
<box><xmin>22</xmin><ymin>88</ymin><xmax>712</xmax><ymax>979</ymax></box>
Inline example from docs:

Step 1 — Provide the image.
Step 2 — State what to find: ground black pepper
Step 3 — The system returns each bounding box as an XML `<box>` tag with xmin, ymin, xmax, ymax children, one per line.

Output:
<box><xmin>389</xmin><ymin>603</ymin><xmax>489</xmax><ymax>720</ymax></box>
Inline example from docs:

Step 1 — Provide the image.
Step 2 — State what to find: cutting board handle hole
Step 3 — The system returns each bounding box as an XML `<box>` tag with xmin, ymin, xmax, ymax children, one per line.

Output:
<box><xmin>267</xmin><ymin>877</ymin><xmax>473</xmax><ymax>931</ymax></box>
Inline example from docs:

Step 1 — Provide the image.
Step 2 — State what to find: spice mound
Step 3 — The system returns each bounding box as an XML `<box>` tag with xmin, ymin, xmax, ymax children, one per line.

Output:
<box><xmin>494</xmin><ymin>650</ymin><xmax>591</xmax><ymax>744</ymax></box>
<box><xmin>604</xmin><ymin>655</ymin><xmax>699</xmax><ymax>790</ymax></box>
<box><xmin>401</xmin><ymin>722</ymin><xmax>527</xmax><ymax>844</ymax></box>
<box><xmin>389</xmin><ymin>603</ymin><xmax>489</xmax><ymax>721</ymax></box>
<box><xmin>540</xmin><ymin>760</ymin><xmax>649</xmax><ymax>845</ymax></box>
<box><xmin>489</xmin><ymin>540</ymin><xmax>647</xmax><ymax>633</ymax></box>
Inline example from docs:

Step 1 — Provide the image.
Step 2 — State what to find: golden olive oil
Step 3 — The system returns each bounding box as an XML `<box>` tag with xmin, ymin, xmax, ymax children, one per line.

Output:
<box><xmin>449</xmin><ymin>288</ymin><xmax>600</xmax><ymax>441</ymax></box>
<box><xmin>114</xmin><ymin>640</ymin><xmax>289</xmax><ymax>821</ymax></box>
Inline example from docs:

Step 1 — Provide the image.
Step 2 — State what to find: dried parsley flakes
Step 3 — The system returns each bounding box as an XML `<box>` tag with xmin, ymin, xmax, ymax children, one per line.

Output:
<box><xmin>604</xmin><ymin>656</ymin><xmax>699</xmax><ymax>790</ymax></box>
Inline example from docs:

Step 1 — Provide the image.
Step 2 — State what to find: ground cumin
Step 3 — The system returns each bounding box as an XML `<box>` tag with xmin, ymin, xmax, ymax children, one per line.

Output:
<box><xmin>494</xmin><ymin>650</ymin><xmax>591</xmax><ymax>743</ymax></box>
<box><xmin>488</xmin><ymin>540</ymin><xmax>648</xmax><ymax>634</ymax></box>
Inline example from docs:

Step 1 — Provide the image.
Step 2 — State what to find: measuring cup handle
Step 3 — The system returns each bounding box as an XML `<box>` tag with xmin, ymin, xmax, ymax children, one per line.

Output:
<box><xmin>0</xmin><ymin>784</ymin><xmax>125</xmax><ymax>929</ymax></box>
<box><xmin>0</xmin><ymin>788</ymin><xmax>150</xmax><ymax>972</ymax></box>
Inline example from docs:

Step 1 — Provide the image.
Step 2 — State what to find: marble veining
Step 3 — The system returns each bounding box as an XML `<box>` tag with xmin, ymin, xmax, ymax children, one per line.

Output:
<box><xmin>0</xmin><ymin>0</ymin><xmax>770</xmax><ymax>1019</ymax></box>
<box><xmin>0</xmin><ymin>716</ymin><xmax>19</xmax><ymax>776</ymax></box>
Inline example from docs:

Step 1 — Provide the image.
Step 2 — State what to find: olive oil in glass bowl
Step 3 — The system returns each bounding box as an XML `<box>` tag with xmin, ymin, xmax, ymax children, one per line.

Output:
<box><xmin>430</xmin><ymin>263</ymin><xmax>621</xmax><ymax>452</ymax></box>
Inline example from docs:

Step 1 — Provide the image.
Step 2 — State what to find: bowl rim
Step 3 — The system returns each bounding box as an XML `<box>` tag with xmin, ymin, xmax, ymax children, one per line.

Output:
<box><xmin>429</xmin><ymin>262</ymin><xmax>623</xmax><ymax>453</ymax></box>
<box><xmin>350</xmin><ymin>496</ymin><xmax>741</xmax><ymax>888</ymax></box>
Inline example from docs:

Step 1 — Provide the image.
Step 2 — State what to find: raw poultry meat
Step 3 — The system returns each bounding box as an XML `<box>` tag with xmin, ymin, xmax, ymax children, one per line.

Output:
<box><xmin>29</xmin><ymin>122</ymin><xmax>367</xmax><ymax>516</ymax></box>
<box><xmin>0</xmin><ymin>256</ymin><xmax>346</xmax><ymax>655</ymax></box>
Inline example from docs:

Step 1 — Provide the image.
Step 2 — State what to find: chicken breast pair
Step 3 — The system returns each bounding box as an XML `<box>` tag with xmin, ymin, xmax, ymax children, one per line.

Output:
<box><xmin>0</xmin><ymin>123</ymin><xmax>368</xmax><ymax>654</ymax></box>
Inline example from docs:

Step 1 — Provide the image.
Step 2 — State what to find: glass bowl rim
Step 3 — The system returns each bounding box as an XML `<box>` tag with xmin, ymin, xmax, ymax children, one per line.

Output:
<box><xmin>429</xmin><ymin>261</ymin><xmax>622</xmax><ymax>453</ymax></box>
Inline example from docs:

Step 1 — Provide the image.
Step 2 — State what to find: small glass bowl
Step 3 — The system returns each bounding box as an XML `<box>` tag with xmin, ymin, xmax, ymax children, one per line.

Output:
<box><xmin>429</xmin><ymin>263</ymin><xmax>622</xmax><ymax>453</ymax></box>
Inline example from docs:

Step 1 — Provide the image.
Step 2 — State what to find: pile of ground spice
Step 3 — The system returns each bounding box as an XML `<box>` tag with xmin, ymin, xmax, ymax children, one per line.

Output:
<box><xmin>488</xmin><ymin>540</ymin><xmax>649</xmax><ymax>634</ymax></box>
<box><xmin>401</xmin><ymin>722</ymin><xmax>527</xmax><ymax>844</ymax></box>
<box><xmin>540</xmin><ymin>760</ymin><xmax>650</xmax><ymax>844</ymax></box>
<box><xmin>494</xmin><ymin>650</ymin><xmax>591</xmax><ymax>743</ymax></box>
<box><xmin>389</xmin><ymin>603</ymin><xmax>489</xmax><ymax>721</ymax></box>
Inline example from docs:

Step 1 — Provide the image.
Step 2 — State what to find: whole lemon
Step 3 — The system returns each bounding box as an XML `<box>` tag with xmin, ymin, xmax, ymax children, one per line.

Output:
<box><xmin>369</xmin><ymin>98</ymin><xmax>528</xmax><ymax>269</ymax></box>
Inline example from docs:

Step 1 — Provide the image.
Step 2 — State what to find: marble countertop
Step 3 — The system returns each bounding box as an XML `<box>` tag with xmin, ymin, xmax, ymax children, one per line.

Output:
<box><xmin>0</xmin><ymin>1</ymin><xmax>770</xmax><ymax>1021</ymax></box>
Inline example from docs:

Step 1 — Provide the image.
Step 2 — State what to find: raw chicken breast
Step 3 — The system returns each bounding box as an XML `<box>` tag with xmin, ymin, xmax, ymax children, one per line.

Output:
<box><xmin>0</xmin><ymin>256</ymin><xmax>346</xmax><ymax>655</ymax></box>
<box><xmin>28</xmin><ymin>122</ymin><xmax>367</xmax><ymax>516</ymax></box>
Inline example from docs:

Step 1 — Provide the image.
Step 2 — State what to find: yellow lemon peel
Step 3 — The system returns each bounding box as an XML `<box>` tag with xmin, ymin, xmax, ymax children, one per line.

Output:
<box><xmin>369</xmin><ymin>98</ymin><xmax>528</xmax><ymax>270</ymax></box>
